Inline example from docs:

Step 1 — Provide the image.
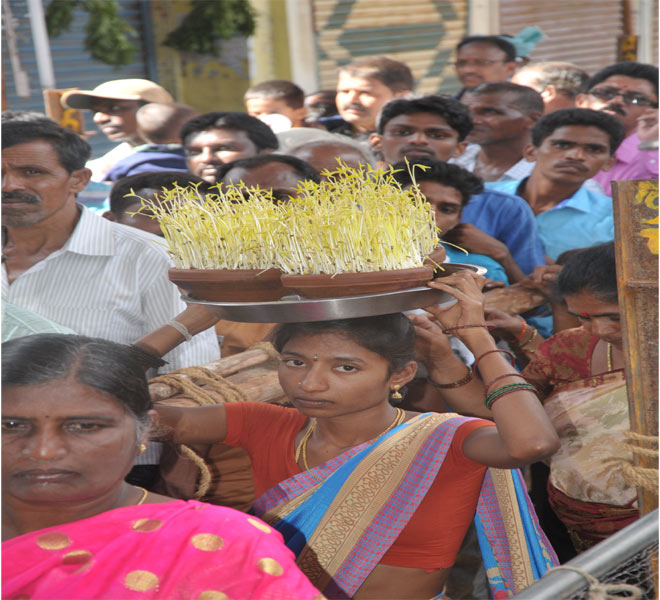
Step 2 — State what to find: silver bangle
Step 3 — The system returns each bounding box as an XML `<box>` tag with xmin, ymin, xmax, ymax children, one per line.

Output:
<box><xmin>167</xmin><ymin>320</ymin><xmax>192</xmax><ymax>342</ymax></box>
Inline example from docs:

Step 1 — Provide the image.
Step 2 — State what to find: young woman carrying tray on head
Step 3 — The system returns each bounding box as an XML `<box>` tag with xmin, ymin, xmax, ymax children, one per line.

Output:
<box><xmin>156</xmin><ymin>271</ymin><xmax>560</xmax><ymax>599</ymax></box>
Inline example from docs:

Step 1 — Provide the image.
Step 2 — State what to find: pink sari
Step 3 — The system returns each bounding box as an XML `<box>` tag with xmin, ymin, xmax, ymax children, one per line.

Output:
<box><xmin>2</xmin><ymin>500</ymin><xmax>323</xmax><ymax>600</ymax></box>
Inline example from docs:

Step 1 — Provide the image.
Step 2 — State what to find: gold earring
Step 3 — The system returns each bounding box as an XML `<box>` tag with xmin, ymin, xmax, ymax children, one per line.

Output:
<box><xmin>391</xmin><ymin>385</ymin><xmax>402</xmax><ymax>400</ymax></box>
<box><xmin>139</xmin><ymin>443</ymin><xmax>147</xmax><ymax>454</ymax></box>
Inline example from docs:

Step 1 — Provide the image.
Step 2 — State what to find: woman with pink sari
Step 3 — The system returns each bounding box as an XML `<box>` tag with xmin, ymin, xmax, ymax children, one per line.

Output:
<box><xmin>2</xmin><ymin>334</ymin><xmax>321</xmax><ymax>600</ymax></box>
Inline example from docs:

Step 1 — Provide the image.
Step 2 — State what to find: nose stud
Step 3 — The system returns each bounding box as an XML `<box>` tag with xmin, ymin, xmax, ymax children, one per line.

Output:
<box><xmin>313</xmin><ymin>354</ymin><xmax>318</xmax><ymax>361</ymax></box>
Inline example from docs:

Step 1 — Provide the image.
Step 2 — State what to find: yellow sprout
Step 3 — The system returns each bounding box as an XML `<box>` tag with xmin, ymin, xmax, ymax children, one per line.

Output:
<box><xmin>132</xmin><ymin>164</ymin><xmax>440</xmax><ymax>274</ymax></box>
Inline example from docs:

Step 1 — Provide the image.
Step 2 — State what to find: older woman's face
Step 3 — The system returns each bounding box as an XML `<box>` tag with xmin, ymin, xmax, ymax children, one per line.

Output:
<box><xmin>2</xmin><ymin>378</ymin><xmax>141</xmax><ymax>504</ymax></box>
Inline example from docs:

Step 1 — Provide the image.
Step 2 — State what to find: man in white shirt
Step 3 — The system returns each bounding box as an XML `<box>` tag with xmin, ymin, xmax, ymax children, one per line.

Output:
<box><xmin>452</xmin><ymin>82</ymin><xmax>543</xmax><ymax>182</ymax></box>
<box><xmin>61</xmin><ymin>79</ymin><xmax>174</xmax><ymax>183</ymax></box>
<box><xmin>2</xmin><ymin>118</ymin><xmax>218</xmax><ymax>372</ymax></box>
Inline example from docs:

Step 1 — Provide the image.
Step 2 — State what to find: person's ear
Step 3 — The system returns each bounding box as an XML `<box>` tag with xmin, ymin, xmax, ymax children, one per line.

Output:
<box><xmin>69</xmin><ymin>167</ymin><xmax>92</xmax><ymax>193</ymax></box>
<box><xmin>452</xmin><ymin>140</ymin><xmax>468</xmax><ymax>158</ymax></box>
<box><xmin>575</xmin><ymin>93</ymin><xmax>591</xmax><ymax>108</ymax></box>
<box><xmin>369</xmin><ymin>132</ymin><xmax>383</xmax><ymax>153</ymax></box>
<box><xmin>541</xmin><ymin>84</ymin><xmax>558</xmax><ymax>102</ymax></box>
<box><xmin>103</xmin><ymin>210</ymin><xmax>117</xmax><ymax>222</ymax></box>
<box><xmin>523</xmin><ymin>143</ymin><xmax>538</xmax><ymax>162</ymax></box>
<box><xmin>292</xmin><ymin>106</ymin><xmax>308</xmax><ymax>125</ymax></box>
<box><xmin>388</xmin><ymin>360</ymin><xmax>418</xmax><ymax>389</ymax></box>
<box><xmin>136</xmin><ymin>410</ymin><xmax>158</xmax><ymax>453</ymax></box>
<box><xmin>505</xmin><ymin>61</ymin><xmax>517</xmax><ymax>79</ymax></box>
<box><xmin>600</xmin><ymin>154</ymin><xmax>617</xmax><ymax>172</ymax></box>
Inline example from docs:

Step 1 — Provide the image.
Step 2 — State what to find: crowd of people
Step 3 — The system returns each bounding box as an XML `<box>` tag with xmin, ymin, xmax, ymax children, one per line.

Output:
<box><xmin>2</xmin><ymin>29</ymin><xmax>658</xmax><ymax>600</ymax></box>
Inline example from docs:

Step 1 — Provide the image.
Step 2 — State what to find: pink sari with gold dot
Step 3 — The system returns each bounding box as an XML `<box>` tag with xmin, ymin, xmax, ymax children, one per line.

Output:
<box><xmin>2</xmin><ymin>500</ymin><xmax>323</xmax><ymax>600</ymax></box>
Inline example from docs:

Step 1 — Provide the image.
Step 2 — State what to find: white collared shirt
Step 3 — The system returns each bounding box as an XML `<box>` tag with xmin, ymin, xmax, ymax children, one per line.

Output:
<box><xmin>2</xmin><ymin>205</ymin><xmax>219</xmax><ymax>372</ymax></box>
<box><xmin>450</xmin><ymin>143</ymin><xmax>535</xmax><ymax>181</ymax></box>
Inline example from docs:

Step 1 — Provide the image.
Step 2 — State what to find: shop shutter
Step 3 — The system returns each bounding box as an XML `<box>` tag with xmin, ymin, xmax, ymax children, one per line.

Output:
<box><xmin>499</xmin><ymin>0</ymin><xmax>624</xmax><ymax>76</ymax></box>
<box><xmin>311</xmin><ymin>0</ymin><xmax>468</xmax><ymax>95</ymax></box>
<box><xmin>2</xmin><ymin>0</ymin><xmax>151</xmax><ymax>158</ymax></box>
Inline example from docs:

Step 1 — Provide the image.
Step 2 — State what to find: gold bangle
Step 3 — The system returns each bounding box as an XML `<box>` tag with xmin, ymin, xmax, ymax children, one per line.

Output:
<box><xmin>429</xmin><ymin>366</ymin><xmax>473</xmax><ymax>389</ymax></box>
<box><xmin>519</xmin><ymin>328</ymin><xmax>538</xmax><ymax>349</ymax></box>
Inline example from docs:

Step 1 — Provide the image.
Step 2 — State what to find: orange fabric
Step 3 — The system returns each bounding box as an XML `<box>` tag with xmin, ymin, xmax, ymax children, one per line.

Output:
<box><xmin>224</xmin><ymin>402</ymin><xmax>492</xmax><ymax>569</ymax></box>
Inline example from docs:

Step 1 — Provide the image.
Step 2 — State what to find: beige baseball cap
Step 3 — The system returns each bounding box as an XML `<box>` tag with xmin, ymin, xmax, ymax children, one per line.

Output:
<box><xmin>61</xmin><ymin>79</ymin><xmax>174</xmax><ymax>110</ymax></box>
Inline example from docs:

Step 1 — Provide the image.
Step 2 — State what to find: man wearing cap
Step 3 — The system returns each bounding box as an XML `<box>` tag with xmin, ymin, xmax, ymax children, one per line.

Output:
<box><xmin>61</xmin><ymin>79</ymin><xmax>174</xmax><ymax>183</ymax></box>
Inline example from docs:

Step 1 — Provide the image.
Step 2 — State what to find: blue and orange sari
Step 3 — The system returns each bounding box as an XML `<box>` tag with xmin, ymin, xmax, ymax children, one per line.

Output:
<box><xmin>254</xmin><ymin>413</ymin><xmax>558</xmax><ymax>599</ymax></box>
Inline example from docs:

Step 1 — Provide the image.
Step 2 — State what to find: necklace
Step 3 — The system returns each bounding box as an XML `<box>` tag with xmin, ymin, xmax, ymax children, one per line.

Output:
<box><xmin>607</xmin><ymin>342</ymin><xmax>613</xmax><ymax>372</ymax></box>
<box><xmin>295</xmin><ymin>407</ymin><xmax>406</xmax><ymax>473</ymax></box>
<box><xmin>134</xmin><ymin>486</ymin><xmax>149</xmax><ymax>505</ymax></box>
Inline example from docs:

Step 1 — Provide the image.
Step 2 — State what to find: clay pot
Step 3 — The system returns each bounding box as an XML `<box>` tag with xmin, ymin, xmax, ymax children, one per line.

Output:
<box><xmin>169</xmin><ymin>268</ymin><xmax>285</xmax><ymax>302</ymax></box>
<box><xmin>280</xmin><ymin>266</ymin><xmax>434</xmax><ymax>299</ymax></box>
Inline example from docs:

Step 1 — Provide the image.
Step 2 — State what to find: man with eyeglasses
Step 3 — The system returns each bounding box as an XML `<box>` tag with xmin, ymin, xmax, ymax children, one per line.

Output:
<box><xmin>453</xmin><ymin>36</ymin><xmax>518</xmax><ymax>100</ymax></box>
<box><xmin>576</xmin><ymin>62</ymin><xmax>658</xmax><ymax>196</ymax></box>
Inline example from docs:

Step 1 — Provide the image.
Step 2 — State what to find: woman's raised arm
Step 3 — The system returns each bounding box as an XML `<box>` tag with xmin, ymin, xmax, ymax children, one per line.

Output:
<box><xmin>415</xmin><ymin>272</ymin><xmax>559</xmax><ymax>468</ymax></box>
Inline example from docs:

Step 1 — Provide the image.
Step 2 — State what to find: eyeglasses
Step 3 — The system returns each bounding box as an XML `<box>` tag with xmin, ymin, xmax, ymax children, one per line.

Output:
<box><xmin>588</xmin><ymin>87</ymin><xmax>658</xmax><ymax>108</ymax></box>
<box><xmin>452</xmin><ymin>59</ymin><xmax>508</xmax><ymax>69</ymax></box>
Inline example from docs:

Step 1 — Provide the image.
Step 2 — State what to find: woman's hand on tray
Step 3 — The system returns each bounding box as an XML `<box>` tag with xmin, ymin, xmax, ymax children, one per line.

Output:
<box><xmin>424</xmin><ymin>271</ymin><xmax>488</xmax><ymax>340</ymax></box>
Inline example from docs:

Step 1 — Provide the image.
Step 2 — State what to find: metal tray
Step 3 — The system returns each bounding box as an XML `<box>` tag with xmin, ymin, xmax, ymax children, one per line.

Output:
<box><xmin>184</xmin><ymin>285</ymin><xmax>456</xmax><ymax>323</ymax></box>
<box><xmin>183</xmin><ymin>263</ymin><xmax>486</xmax><ymax>323</ymax></box>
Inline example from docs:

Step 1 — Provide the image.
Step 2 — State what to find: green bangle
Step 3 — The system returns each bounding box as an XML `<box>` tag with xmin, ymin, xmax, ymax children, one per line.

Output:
<box><xmin>485</xmin><ymin>382</ymin><xmax>537</xmax><ymax>409</ymax></box>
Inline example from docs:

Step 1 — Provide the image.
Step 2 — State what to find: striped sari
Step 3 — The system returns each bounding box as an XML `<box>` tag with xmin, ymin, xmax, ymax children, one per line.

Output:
<box><xmin>254</xmin><ymin>413</ymin><xmax>558</xmax><ymax>599</ymax></box>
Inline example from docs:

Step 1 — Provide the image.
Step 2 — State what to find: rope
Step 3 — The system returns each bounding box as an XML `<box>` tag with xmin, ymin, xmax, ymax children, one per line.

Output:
<box><xmin>151</xmin><ymin>366</ymin><xmax>252</xmax><ymax>499</ymax></box>
<box><xmin>150</xmin><ymin>366</ymin><xmax>250</xmax><ymax>405</ymax></box>
<box><xmin>179</xmin><ymin>445</ymin><xmax>211</xmax><ymax>500</ymax></box>
<box><xmin>150</xmin><ymin>346</ymin><xmax>281</xmax><ymax>500</ymax></box>
<box><xmin>601</xmin><ymin>431</ymin><xmax>658</xmax><ymax>494</ymax></box>
<box><xmin>544</xmin><ymin>565</ymin><xmax>643</xmax><ymax>600</ymax></box>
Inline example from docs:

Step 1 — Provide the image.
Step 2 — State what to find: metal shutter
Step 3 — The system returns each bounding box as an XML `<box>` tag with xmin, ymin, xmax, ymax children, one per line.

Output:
<box><xmin>2</xmin><ymin>0</ymin><xmax>151</xmax><ymax>158</ymax></box>
<box><xmin>499</xmin><ymin>0</ymin><xmax>624</xmax><ymax>76</ymax></box>
<box><xmin>311</xmin><ymin>0</ymin><xmax>468</xmax><ymax>95</ymax></box>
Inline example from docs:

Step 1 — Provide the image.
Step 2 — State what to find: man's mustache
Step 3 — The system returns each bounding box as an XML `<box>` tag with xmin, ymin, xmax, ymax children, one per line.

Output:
<box><xmin>603</xmin><ymin>103</ymin><xmax>626</xmax><ymax>116</ymax></box>
<box><xmin>2</xmin><ymin>191</ymin><xmax>40</xmax><ymax>204</ymax></box>
<box><xmin>342</xmin><ymin>104</ymin><xmax>365</xmax><ymax>112</ymax></box>
<box><xmin>554</xmin><ymin>161</ymin><xmax>588</xmax><ymax>172</ymax></box>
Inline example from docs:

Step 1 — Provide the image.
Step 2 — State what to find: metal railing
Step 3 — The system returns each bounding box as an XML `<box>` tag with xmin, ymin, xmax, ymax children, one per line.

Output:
<box><xmin>513</xmin><ymin>509</ymin><xmax>658</xmax><ymax>599</ymax></box>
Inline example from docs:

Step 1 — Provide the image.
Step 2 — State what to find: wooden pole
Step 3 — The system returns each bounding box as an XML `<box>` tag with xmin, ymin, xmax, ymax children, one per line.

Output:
<box><xmin>617</xmin><ymin>0</ymin><xmax>638</xmax><ymax>61</ymax></box>
<box><xmin>612</xmin><ymin>179</ymin><xmax>658</xmax><ymax>516</ymax></box>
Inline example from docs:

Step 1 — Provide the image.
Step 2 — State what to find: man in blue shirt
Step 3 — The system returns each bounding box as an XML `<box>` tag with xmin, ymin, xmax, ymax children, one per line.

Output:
<box><xmin>486</xmin><ymin>108</ymin><xmax>625</xmax><ymax>261</ymax></box>
<box><xmin>370</xmin><ymin>95</ymin><xmax>546</xmax><ymax>278</ymax></box>
<box><xmin>391</xmin><ymin>159</ymin><xmax>509</xmax><ymax>283</ymax></box>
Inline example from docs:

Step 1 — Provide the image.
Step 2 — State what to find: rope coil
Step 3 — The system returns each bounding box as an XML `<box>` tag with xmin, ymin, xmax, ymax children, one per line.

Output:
<box><xmin>151</xmin><ymin>345</ymin><xmax>281</xmax><ymax>500</ymax></box>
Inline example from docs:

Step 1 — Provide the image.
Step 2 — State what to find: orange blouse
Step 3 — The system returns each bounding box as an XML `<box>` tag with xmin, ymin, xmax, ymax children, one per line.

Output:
<box><xmin>224</xmin><ymin>402</ymin><xmax>492</xmax><ymax>568</ymax></box>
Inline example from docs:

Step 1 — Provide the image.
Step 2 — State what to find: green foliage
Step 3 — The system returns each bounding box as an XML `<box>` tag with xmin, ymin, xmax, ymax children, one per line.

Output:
<box><xmin>45</xmin><ymin>0</ymin><xmax>137</xmax><ymax>69</ymax></box>
<box><xmin>45</xmin><ymin>0</ymin><xmax>79</xmax><ymax>37</ymax></box>
<box><xmin>163</xmin><ymin>0</ymin><xmax>256</xmax><ymax>56</ymax></box>
<box><xmin>84</xmin><ymin>0</ymin><xmax>137</xmax><ymax>68</ymax></box>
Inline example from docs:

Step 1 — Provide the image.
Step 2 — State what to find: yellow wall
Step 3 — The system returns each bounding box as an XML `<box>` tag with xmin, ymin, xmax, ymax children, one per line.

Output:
<box><xmin>149</xmin><ymin>0</ymin><xmax>252</xmax><ymax>112</ymax></box>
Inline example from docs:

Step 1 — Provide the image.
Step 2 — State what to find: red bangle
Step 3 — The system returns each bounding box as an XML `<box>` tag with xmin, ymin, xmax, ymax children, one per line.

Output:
<box><xmin>484</xmin><ymin>372</ymin><xmax>527</xmax><ymax>396</ymax></box>
<box><xmin>514</xmin><ymin>318</ymin><xmax>528</xmax><ymax>341</ymax></box>
<box><xmin>473</xmin><ymin>349</ymin><xmax>516</xmax><ymax>379</ymax></box>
